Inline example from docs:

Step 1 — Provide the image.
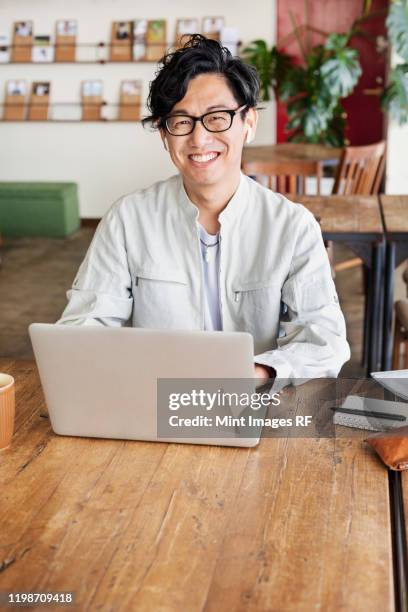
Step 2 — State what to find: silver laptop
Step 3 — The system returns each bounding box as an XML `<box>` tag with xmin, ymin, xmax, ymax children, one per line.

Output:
<box><xmin>29</xmin><ymin>323</ymin><xmax>262</xmax><ymax>447</ymax></box>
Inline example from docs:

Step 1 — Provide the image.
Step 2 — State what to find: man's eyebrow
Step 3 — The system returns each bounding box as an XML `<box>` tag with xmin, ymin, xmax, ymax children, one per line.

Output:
<box><xmin>170</xmin><ymin>104</ymin><xmax>230</xmax><ymax>115</ymax></box>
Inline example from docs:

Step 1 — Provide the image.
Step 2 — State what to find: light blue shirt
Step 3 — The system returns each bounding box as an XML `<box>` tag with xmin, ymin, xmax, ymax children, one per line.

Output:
<box><xmin>198</xmin><ymin>224</ymin><xmax>222</xmax><ymax>331</ymax></box>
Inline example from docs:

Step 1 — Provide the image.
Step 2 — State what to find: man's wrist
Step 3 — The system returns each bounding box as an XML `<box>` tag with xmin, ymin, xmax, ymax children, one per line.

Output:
<box><xmin>255</xmin><ymin>363</ymin><xmax>276</xmax><ymax>380</ymax></box>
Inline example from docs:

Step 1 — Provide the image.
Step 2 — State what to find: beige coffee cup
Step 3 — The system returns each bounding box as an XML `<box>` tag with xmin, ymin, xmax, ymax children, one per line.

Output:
<box><xmin>0</xmin><ymin>373</ymin><xmax>15</xmax><ymax>450</ymax></box>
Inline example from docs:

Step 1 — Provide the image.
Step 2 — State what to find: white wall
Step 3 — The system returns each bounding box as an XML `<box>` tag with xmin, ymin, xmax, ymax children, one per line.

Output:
<box><xmin>0</xmin><ymin>0</ymin><xmax>276</xmax><ymax>217</ymax></box>
<box><xmin>386</xmin><ymin>123</ymin><xmax>408</xmax><ymax>194</ymax></box>
<box><xmin>386</xmin><ymin>51</ymin><xmax>408</xmax><ymax>194</ymax></box>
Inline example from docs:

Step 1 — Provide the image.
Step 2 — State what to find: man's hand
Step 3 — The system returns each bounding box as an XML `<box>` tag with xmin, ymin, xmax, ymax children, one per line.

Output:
<box><xmin>254</xmin><ymin>364</ymin><xmax>276</xmax><ymax>382</ymax></box>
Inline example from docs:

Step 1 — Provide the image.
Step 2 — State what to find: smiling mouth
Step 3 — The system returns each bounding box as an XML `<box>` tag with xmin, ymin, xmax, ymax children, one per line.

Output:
<box><xmin>188</xmin><ymin>152</ymin><xmax>221</xmax><ymax>164</ymax></box>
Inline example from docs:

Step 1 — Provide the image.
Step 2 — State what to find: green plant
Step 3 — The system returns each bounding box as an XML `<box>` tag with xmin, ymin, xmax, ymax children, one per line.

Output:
<box><xmin>242</xmin><ymin>30</ymin><xmax>361</xmax><ymax>146</ymax></box>
<box><xmin>279</xmin><ymin>33</ymin><xmax>361</xmax><ymax>145</ymax></box>
<box><xmin>241</xmin><ymin>40</ymin><xmax>292</xmax><ymax>101</ymax></box>
<box><xmin>382</xmin><ymin>0</ymin><xmax>408</xmax><ymax>124</ymax></box>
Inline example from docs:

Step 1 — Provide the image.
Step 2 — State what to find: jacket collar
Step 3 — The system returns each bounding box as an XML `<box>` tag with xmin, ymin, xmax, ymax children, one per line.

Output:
<box><xmin>176</xmin><ymin>172</ymin><xmax>247</xmax><ymax>226</ymax></box>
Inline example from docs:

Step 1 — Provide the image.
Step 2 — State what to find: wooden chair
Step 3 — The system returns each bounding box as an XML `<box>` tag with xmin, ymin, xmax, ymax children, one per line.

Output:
<box><xmin>242</xmin><ymin>158</ymin><xmax>333</xmax><ymax>267</ymax></box>
<box><xmin>392</xmin><ymin>300</ymin><xmax>408</xmax><ymax>369</ymax></box>
<box><xmin>333</xmin><ymin>140</ymin><xmax>386</xmax><ymax>196</ymax></box>
<box><xmin>333</xmin><ymin>141</ymin><xmax>386</xmax><ymax>273</ymax></box>
<box><xmin>242</xmin><ymin>159</ymin><xmax>322</xmax><ymax>195</ymax></box>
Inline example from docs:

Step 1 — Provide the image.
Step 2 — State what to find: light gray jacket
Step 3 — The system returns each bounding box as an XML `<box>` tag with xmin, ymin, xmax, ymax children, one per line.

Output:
<box><xmin>57</xmin><ymin>172</ymin><xmax>350</xmax><ymax>380</ymax></box>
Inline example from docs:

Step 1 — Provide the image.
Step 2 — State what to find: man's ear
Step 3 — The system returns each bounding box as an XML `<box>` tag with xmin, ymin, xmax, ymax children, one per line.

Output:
<box><xmin>159</xmin><ymin>128</ymin><xmax>168</xmax><ymax>151</ymax></box>
<box><xmin>244</xmin><ymin>107</ymin><xmax>258</xmax><ymax>144</ymax></box>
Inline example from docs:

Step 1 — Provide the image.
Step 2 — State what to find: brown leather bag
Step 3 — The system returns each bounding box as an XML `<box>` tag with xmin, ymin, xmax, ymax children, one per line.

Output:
<box><xmin>366</xmin><ymin>426</ymin><xmax>408</xmax><ymax>471</ymax></box>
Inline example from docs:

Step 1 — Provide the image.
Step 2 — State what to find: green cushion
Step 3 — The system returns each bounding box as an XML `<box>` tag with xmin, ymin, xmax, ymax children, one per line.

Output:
<box><xmin>0</xmin><ymin>182</ymin><xmax>80</xmax><ymax>237</ymax></box>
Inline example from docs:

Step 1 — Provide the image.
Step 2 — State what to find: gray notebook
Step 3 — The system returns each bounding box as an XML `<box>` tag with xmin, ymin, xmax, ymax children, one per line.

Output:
<box><xmin>332</xmin><ymin>395</ymin><xmax>408</xmax><ymax>432</ymax></box>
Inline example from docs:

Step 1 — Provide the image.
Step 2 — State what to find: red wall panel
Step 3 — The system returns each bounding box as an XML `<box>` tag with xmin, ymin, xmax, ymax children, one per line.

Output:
<box><xmin>276</xmin><ymin>0</ymin><xmax>388</xmax><ymax>145</ymax></box>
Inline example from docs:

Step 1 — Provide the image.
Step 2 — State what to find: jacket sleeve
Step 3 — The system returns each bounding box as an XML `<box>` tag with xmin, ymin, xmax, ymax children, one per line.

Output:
<box><xmin>55</xmin><ymin>200</ymin><xmax>133</xmax><ymax>327</ymax></box>
<box><xmin>254</xmin><ymin>206</ymin><xmax>350</xmax><ymax>381</ymax></box>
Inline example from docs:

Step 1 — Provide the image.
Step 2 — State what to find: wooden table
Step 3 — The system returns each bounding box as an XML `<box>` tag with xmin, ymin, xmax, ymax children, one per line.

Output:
<box><xmin>393</xmin><ymin>470</ymin><xmax>408</xmax><ymax>611</ymax></box>
<box><xmin>295</xmin><ymin>195</ymin><xmax>385</xmax><ymax>373</ymax></box>
<box><xmin>379</xmin><ymin>195</ymin><xmax>408</xmax><ymax>370</ymax></box>
<box><xmin>0</xmin><ymin>360</ymin><xmax>397</xmax><ymax>611</ymax></box>
<box><xmin>403</xmin><ymin>472</ymin><xmax>408</xmax><ymax>552</ymax></box>
<box><xmin>242</xmin><ymin>143</ymin><xmax>342</xmax><ymax>165</ymax></box>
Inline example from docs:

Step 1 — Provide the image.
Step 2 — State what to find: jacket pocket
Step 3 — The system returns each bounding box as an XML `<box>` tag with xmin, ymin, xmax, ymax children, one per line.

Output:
<box><xmin>291</xmin><ymin>276</ymin><xmax>339</xmax><ymax>313</ymax></box>
<box><xmin>232</xmin><ymin>279</ymin><xmax>281</xmax><ymax>310</ymax></box>
<box><xmin>132</xmin><ymin>267</ymin><xmax>191</xmax><ymax>329</ymax></box>
<box><xmin>134</xmin><ymin>267</ymin><xmax>188</xmax><ymax>286</ymax></box>
<box><xmin>231</xmin><ymin>280</ymin><xmax>281</xmax><ymax>352</ymax></box>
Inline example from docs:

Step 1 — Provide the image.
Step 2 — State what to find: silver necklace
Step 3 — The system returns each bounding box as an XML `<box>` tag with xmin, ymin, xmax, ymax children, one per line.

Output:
<box><xmin>200</xmin><ymin>236</ymin><xmax>220</xmax><ymax>263</ymax></box>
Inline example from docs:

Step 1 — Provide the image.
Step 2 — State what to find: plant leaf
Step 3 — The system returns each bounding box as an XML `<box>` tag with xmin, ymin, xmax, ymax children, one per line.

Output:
<box><xmin>241</xmin><ymin>40</ymin><xmax>294</xmax><ymax>101</ymax></box>
<box><xmin>324</xmin><ymin>33</ymin><xmax>350</xmax><ymax>52</ymax></box>
<box><xmin>381</xmin><ymin>63</ymin><xmax>408</xmax><ymax>123</ymax></box>
<box><xmin>320</xmin><ymin>39</ymin><xmax>362</xmax><ymax>98</ymax></box>
<box><xmin>386</xmin><ymin>0</ymin><xmax>408</xmax><ymax>61</ymax></box>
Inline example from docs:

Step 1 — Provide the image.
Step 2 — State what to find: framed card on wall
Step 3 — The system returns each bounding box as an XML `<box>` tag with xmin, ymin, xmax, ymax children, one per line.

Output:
<box><xmin>146</xmin><ymin>19</ymin><xmax>166</xmax><ymax>61</ymax></box>
<box><xmin>32</xmin><ymin>35</ymin><xmax>54</xmax><ymax>63</ymax></box>
<box><xmin>55</xmin><ymin>20</ymin><xmax>77</xmax><ymax>62</ymax></box>
<box><xmin>81</xmin><ymin>80</ymin><xmax>103</xmax><ymax>120</ymax></box>
<box><xmin>202</xmin><ymin>17</ymin><xmax>225</xmax><ymax>41</ymax></box>
<box><xmin>4</xmin><ymin>79</ymin><xmax>28</xmax><ymax>120</ymax></box>
<box><xmin>0</xmin><ymin>34</ymin><xmax>10</xmax><ymax>63</ymax></box>
<box><xmin>110</xmin><ymin>21</ymin><xmax>132</xmax><ymax>61</ymax></box>
<box><xmin>175</xmin><ymin>19</ymin><xmax>199</xmax><ymax>48</ymax></box>
<box><xmin>28</xmin><ymin>81</ymin><xmax>51</xmax><ymax>121</ymax></box>
<box><xmin>119</xmin><ymin>80</ymin><xmax>142</xmax><ymax>120</ymax></box>
<box><xmin>133</xmin><ymin>19</ymin><xmax>148</xmax><ymax>61</ymax></box>
<box><xmin>12</xmin><ymin>20</ymin><xmax>33</xmax><ymax>62</ymax></box>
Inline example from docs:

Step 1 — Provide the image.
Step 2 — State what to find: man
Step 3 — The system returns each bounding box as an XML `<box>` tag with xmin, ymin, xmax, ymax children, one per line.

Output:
<box><xmin>57</xmin><ymin>34</ymin><xmax>350</xmax><ymax>382</ymax></box>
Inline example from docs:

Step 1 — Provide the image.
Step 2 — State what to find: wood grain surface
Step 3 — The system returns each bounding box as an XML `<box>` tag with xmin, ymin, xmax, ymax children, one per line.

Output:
<box><xmin>242</xmin><ymin>143</ymin><xmax>342</xmax><ymax>164</ymax></box>
<box><xmin>0</xmin><ymin>360</ymin><xmax>394</xmax><ymax>611</ymax></box>
<box><xmin>380</xmin><ymin>195</ymin><xmax>408</xmax><ymax>236</ymax></box>
<box><xmin>402</xmin><ymin>471</ymin><xmax>408</xmax><ymax>553</ymax></box>
<box><xmin>295</xmin><ymin>195</ymin><xmax>384</xmax><ymax>238</ymax></box>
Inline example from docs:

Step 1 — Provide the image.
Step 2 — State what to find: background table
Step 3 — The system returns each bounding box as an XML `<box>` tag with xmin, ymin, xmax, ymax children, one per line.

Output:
<box><xmin>295</xmin><ymin>195</ymin><xmax>385</xmax><ymax>373</ymax></box>
<box><xmin>242</xmin><ymin>143</ymin><xmax>342</xmax><ymax>165</ymax></box>
<box><xmin>0</xmin><ymin>360</ymin><xmax>396</xmax><ymax>611</ymax></box>
<box><xmin>380</xmin><ymin>195</ymin><xmax>408</xmax><ymax>370</ymax></box>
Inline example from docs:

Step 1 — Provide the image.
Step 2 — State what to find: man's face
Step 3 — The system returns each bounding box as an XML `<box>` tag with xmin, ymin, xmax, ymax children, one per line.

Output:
<box><xmin>160</xmin><ymin>73</ymin><xmax>257</xmax><ymax>189</ymax></box>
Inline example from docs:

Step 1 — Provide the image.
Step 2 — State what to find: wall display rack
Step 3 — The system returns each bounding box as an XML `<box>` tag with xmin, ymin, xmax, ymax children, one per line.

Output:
<box><xmin>2</xmin><ymin>77</ymin><xmax>143</xmax><ymax>122</ymax></box>
<box><xmin>0</xmin><ymin>19</ymin><xmax>239</xmax><ymax>125</ymax></box>
<box><xmin>1</xmin><ymin>39</ymin><xmax>241</xmax><ymax>64</ymax></box>
<box><xmin>0</xmin><ymin>102</ymin><xmax>142</xmax><ymax>122</ymax></box>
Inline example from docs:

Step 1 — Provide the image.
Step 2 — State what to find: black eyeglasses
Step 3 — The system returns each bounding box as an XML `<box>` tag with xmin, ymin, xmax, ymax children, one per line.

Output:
<box><xmin>163</xmin><ymin>104</ymin><xmax>247</xmax><ymax>136</ymax></box>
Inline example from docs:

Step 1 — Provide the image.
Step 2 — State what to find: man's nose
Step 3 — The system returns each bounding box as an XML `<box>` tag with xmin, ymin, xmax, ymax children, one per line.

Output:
<box><xmin>188</xmin><ymin>120</ymin><xmax>213</xmax><ymax>148</ymax></box>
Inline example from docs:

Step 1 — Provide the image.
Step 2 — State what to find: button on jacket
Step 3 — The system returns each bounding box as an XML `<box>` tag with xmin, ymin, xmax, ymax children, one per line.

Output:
<box><xmin>57</xmin><ymin>172</ymin><xmax>350</xmax><ymax>380</ymax></box>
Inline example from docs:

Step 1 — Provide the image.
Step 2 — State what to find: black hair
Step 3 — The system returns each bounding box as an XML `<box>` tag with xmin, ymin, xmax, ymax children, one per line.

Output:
<box><xmin>142</xmin><ymin>34</ymin><xmax>260</xmax><ymax>129</ymax></box>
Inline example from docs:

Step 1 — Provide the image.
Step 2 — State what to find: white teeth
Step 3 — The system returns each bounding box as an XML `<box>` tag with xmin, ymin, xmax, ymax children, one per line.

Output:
<box><xmin>190</xmin><ymin>152</ymin><xmax>218</xmax><ymax>163</ymax></box>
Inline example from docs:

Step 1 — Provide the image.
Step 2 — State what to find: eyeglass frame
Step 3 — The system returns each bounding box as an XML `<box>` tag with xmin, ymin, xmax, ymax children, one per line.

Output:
<box><xmin>161</xmin><ymin>104</ymin><xmax>248</xmax><ymax>136</ymax></box>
